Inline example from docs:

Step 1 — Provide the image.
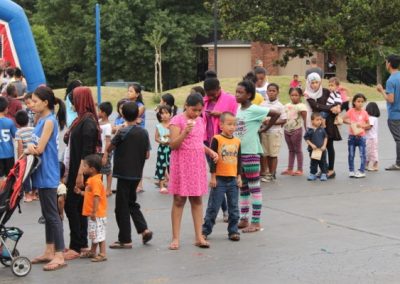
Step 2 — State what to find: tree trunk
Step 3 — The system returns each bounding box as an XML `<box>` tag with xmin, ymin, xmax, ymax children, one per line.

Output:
<box><xmin>376</xmin><ymin>63</ymin><xmax>383</xmax><ymax>85</ymax></box>
<box><xmin>159</xmin><ymin>47</ymin><xmax>163</xmax><ymax>93</ymax></box>
<box><xmin>154</xmin><ymin>47</ymin><xmax>158</xmax><ymax>95</ymax></box>
<box><xmin>335</xmin><ymin>52</ymin><xmax>348</xmax><ymax>82</ymax></box>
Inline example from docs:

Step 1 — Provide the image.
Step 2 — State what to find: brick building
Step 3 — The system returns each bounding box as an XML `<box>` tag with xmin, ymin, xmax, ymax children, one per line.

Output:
<box><xmin>202</xmin><ymin>40</ymin><xmax>325</xmax><ymax>78</ymax></box>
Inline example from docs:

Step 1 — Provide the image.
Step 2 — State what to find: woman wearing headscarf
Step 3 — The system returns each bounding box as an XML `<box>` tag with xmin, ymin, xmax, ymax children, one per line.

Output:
<box><xmin>305</xmin><ymin>73</ymin><xmax>341</xmax><ymax>179</ymax></box>
<box><xmin>63</xmin><ymin>87</ymin><xmax>101</xmax><ymax>260</ymax></box>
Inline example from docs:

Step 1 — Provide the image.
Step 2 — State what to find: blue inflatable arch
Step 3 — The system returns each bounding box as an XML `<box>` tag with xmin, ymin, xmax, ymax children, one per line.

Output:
<box><xmin>0</xmin><ymin>0</ymin><xmax>46</xmax><ymax>92</ymax></box>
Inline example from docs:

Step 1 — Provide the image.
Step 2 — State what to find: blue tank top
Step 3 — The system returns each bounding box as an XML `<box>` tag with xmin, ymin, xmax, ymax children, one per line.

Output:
<box><xmin>31</xmin><ymin>114</ymin><xmax>60</xmax><ymax>189</ymax></box>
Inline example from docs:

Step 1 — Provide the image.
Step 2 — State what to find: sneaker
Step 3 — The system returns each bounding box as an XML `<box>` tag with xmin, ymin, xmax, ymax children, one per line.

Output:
<box><xmin>349</xmin><ymin>171</ymin><xmax>355</xmax><ymax>178</ymax></box>
<box><xmin>320</xmin><ymin>174</ymin><xmax>328</xmax><ymax>181</ymax></box>
<box><xmin>354</xmin><ymin>171</ymin><xmax>366</xmax><ymax>178</ymax></box>
<box><xmin>385</xmin><ymin>164</ymin><xmax>400</xmax><ymax>171</ymax></box>
<box><xmin>261</xmin><ymin>175</ymin><xmax>272</xmax><ymax>183</ymax></box>
<box><xmin>307</xmin><ymin>174</ymin><xmax>317</xmax><ymax>181</ymax></box>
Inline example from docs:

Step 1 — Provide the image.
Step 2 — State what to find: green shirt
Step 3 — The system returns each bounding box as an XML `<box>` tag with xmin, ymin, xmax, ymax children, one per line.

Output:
<box><xmin>235</xmin><ymin>104</ymin><xmax>269</xmax><ymax>154</ymax></box>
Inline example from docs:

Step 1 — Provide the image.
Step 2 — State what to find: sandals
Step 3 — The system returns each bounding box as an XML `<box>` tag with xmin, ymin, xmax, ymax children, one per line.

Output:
<box><xmin>169</xmin><ymin>240</ymin><xmax>180</xmax><ymax>250</ymax></box>
<box><xmin>242</xmin><ymin>225</ymin><xmax>261</xmax><ymax>233</ymax></box>
<box><xmin>109</xmin><ymin>241</ymin><xmax>133</xmax><ymax>249</ymax></box>
<box><xmin>238</xmin><ymin>219</ymin><xmax>249</xmax><ymax>229</ymax></box>
<box><xmin>43</xmin><ymin>262</ymin><xmax>67</xmax><ymax>271</ymax></box>
<box><xmin>31</xmin><ymin>256</ymin><xmax>53</xmax><ymax>264</ymax></box>
<box><xmin>142</xmin><ymin>231</ymin><xmax>153</xmax><ymax>245</ymax></box>
<box><xmin>229</xmin><ymin>233</ymin><xmax>240</xmax><ymax>241</ymax></box>
<box><xmin>63</xmin><ymin>250</ymin><xmax>80</xmax><ymax>260</ymax></box>
<box><xmin>91</xmin><ymin>254</ymin><xmax>107</xmax><ymax>262</ymax></box>
<box><xmin>292</xmin><ymin>170</ymin><xmax>303</xmax><ymax>176</ymax></box>
<box><xmin>159</xmin><ymin>187</ymin><xmax>169</xmax><ymax>194</ymax></box>
<box><xmin>194</xmin><ymin>241</ymin><xmax>210</xmax><ymax>249</ymax></box>
<box><xmin>281</xmin><ymin>169</ymin><xmax>294</xmax><ymax>175</ymax></box>
<box><xmin>80</xmin><ymin>251</ymin><xmax>96</xmax><ymax>259</ymax></box>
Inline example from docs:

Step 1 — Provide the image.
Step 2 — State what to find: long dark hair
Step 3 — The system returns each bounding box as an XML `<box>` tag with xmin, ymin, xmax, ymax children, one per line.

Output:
<box><xmin>366</xmin><ymin>102</ymin><xmax>380</xmax><ymax>117</ymax></box>
<box><xmin>34</xmin><ymin>86</ymin><xmax>66</xmax><ymax>130</ymax></box>
<box><xmin>64</xmin><ymin>80</ymin><xmax>83</xmax><ymax>101</ymax></box>
<box><xmin>156</xmin><ymin>105</ymin><xmax>172</xmax><ymax>122</ymax></box>
<box><xmin>128</xmin><ymin>83</ymin><xmax>144</xmax><ymax>104</ymax></box>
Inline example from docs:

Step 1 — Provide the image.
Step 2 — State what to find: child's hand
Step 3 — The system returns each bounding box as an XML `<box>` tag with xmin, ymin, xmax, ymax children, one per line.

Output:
<box><xmin>74</xmin><ymin>187</ymin><xmax>81</xmax><ymax>195</ymax></box>
<box><xmin>311</xmin><ymin>144</ymin><xmax>317</xmax><ymax>150</ymax></box>
<box><xmin>209</xmin><ymin>150</ymin><xmax>218</xmax><ymax>163</ymax></box>
<box><xmin>321</xmin><ymin>146</ymin><xmax>326</xmax><ymax>151</ymax></box>
<box><xmin>101</xmin><ymin>155</ymin><xmax>107</xmax><ymax>166</ymax></box>
<box><xmin>90</xmin><ymin>213</ymin><xmax>96</xmax><ymax>221</ymax></box>
<box><xmin>209</xmin><ymin>177</ymin><xmax>217</xmax><ymax>189</ymax></box>
<box><xmin>237</xmin><ymin>176</ymin><xmax>243</xmax><ymax>188</ymax></box>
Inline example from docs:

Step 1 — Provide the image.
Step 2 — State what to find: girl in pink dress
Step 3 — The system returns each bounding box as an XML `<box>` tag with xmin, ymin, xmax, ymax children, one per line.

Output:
<box><xmin>168</xmin><ymin>93</ymin><xmax>218</xmax><ymax>250</ymax></box>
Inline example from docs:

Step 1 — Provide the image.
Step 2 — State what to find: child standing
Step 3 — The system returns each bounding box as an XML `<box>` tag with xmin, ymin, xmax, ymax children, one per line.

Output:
<box><xmin>105</xmin><ymin>102</ymin><xmax>153</xmax><ymax>249</ymax></box>
<box><xmin>15</xmin><ymin>110</ymin><xmax>35</xmax><ymax>202</ymax></box>
<box><xmin>304</xmin><ymin>112</ymin><xmax>328</xmax><ymax>181</ymax></box>
<box><xmin>57</xmin><ymin>162</ymin><xmax>67</xmax><ymax>221</ymax></box>
<box><xmin>168</xmin><ymin>93</ymin><xmax>218</xmax><ymax>250</ymax></box>
<box><xmin>254</xmin><ymin>67</ymin><xmax>269</xmax><ymax>100</ymax></box>
<box><xmin>282</xmin><ymin>88</ymin><xmax>307</xmax><ymax>176</ymax></box>
<box><xmin>289</xmin><ymin>74</ymin><xmax>301</xmax><ymax>89</ymax></box>
<box><xmin>235</xmin><ymin>80</ymin><xmax>280</xmax><ymax>233</ymax></box>
<box><xmin>202</xmin><ymin>112</ymin><xmax>242</xmax><ymax>241</ymax></box>
<box><xmin>154</xmin><ymin>105</ymin><xmax>172</xmax><ymax>194</ymax></box>
<box><xmin>112</xmin><ymin>99</ymin><xmax>128</xmax><ymax>134</ymax></box>
<box><xmin>23</xmin><ymin>93</ymin><xmax>36</xmax><ymax>126</ymax></box>
<box><xmin>74</xmin><ymin>154</ymin><xmax>107</xmax><ymax>262</ymax></box>
<box><xmin>333</xmin><ymin>77</ymin><xmax>351</xmax><ymax>112</ymax></box>
<box><xmin>0</xmin><ymin>97</ymin><xmax>17</xmax><ymax>188</ymax></box>
<box><xmin>260</xmin><ymin>83</ymin><xmax>287</xmax><ymax>182</ymax></box>
<box><xmin>365</xmin><ymin>102</ymin><xmax>380</xmax><ymax>171</ymax></box>
<box><xmin>343</xmin><ymin>94</ymin><xmax>370</xmax><ymax>178</ymax></box>
<box><xmin>98</xmin><ymin>102</ymin><xmax>113</xmax><ymax>196</ymax></box>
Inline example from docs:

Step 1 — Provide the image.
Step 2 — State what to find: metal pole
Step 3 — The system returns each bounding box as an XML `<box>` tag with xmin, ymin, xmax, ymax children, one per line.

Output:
<box><xmin>96</xmin><ymin>3</ymin><xmax>101</xmax><ymax>104</ymax></box>
<box><xmin>213</xmin><ymin>0</ymin><xmax>218</xmax><ymax>74</ymax></box>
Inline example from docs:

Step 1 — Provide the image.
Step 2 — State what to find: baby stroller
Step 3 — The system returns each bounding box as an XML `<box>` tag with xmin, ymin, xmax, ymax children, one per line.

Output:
<box><xmin>0</xmin><ymin>155</ymin><xmax>40</xmax><ymax>277</ymax></box>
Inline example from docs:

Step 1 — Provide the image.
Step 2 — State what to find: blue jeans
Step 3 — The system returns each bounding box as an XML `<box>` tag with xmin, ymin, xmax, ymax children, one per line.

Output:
<box><xmin>202</xmin><ymin>177</ymin><xmax>239</xmax><ymax>236</ymax></box>
<box><xmin>348</xmin><ymin>135</ymin><xmax>366</xmax><ymax>172</ymax></box>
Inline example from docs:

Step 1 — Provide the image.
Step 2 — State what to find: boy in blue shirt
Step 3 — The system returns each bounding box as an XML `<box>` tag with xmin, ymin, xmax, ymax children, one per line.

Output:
<box><xmin>0</xmin><ymin>96</ymin><xmax>17</xmax><ymax>186</ymax></box>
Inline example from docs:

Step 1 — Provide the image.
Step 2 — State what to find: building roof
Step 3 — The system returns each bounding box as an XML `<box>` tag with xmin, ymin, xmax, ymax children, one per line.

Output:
<box><xmin>202</xmin><ymin>40</ymin><xmax>251</xmax><ymax>48</ymax></box>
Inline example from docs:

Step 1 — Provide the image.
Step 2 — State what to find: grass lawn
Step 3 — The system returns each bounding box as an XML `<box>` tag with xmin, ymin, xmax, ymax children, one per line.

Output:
<box><xmin>54</xmin><ymin>76</ymin><xmax>382</xmax><ymax>110</ymax></box>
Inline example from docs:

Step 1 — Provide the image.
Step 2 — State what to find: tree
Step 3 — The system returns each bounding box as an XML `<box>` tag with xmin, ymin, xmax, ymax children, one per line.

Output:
<box><xmin>145</xmin><ymin>29</ymin><xmax>167</xmax><ymax>97</ymax></box>
<box><xmin>214</xmin><ymin>0</ymin><xmax>400</xmax><ymax>82</ymax></box>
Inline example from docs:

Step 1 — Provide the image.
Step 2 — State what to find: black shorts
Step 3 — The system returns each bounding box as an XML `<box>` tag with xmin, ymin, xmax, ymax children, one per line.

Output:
<box><xmin>0</xmin><ymin>157</ymin><xmax>15</xmax><ymax>177</ymax></box>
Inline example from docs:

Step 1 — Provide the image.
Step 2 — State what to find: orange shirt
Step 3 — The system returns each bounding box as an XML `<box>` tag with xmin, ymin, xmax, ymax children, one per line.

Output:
<box><xmin>210</xmin><ymin>134</ymin><xmax>241</xmax><ymax>177</ymax></box>
<box><xmin>82</xmin><ymin>174</ymin><xmax>107</xmax><ymax>218</ymax></box>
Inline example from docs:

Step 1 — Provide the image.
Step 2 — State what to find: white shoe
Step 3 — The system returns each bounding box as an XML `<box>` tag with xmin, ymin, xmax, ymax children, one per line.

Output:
<box><xmin>354</xmin><ymin>171</ymin><xmax>366</xmax><ymax>178</ymax></box>
<box><xmin>349</xmin><ymin>171</ymin><xmax>355</xmax><ymax>178</ymax></box>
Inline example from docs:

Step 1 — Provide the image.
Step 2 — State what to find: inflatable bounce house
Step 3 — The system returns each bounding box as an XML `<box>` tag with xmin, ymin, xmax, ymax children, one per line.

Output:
<box><xmin>0</xmin><ymin>0</ymin><xmax>45</xmax><ymax>92</ymax></box>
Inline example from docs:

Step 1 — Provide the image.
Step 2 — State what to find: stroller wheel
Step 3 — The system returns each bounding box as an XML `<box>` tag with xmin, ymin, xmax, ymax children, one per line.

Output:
<box><xmin>11</xmin><ymin>256</ymin><xmax>31</xmax><ymax>277</ymax></box>
<box><xmin>0</xmin><ymin>249</ymin><xmax>19</xmax><ymax>267</ymax></box>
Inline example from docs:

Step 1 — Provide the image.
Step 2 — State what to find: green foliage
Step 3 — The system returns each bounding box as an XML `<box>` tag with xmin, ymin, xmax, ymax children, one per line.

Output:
<box><xmin>17</xmin><ymin>0</ymin><xmax>212</xmax><ymax>89</ymax></box>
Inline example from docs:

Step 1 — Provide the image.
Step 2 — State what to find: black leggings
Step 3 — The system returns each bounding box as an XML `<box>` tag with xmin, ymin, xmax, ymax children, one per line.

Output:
<box><xmin>327</xmin><ymin>138</ymin><xmax>335</xmax><ymax>171</ymax></box>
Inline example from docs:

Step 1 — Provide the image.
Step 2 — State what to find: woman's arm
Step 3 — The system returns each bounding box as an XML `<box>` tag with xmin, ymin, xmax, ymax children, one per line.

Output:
<box><xmin>307</xmin><ymin>98</ymin><xmax>333</xmax><ymax>112</ymax></box>
<box><xmin>27</xmin><ymin>120</ymin><xmax>54</xmax><ymax>155</ymax></box>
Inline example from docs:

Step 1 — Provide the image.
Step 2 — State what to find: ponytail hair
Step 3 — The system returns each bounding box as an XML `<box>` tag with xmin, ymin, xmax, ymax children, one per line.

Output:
<box><xmin>34</xmin><ymin>86</ymin><xmax>66</xmax><ymax>130</ymax></box>
<box><xmin>128</xmin><ymin>83</ymin><xmax>144</xmax><ymax>104</ymax></box>
<box><xmin>161</xmin><ymin>93</ymin><xmax>178</xmax><ymax>116</ymax></box>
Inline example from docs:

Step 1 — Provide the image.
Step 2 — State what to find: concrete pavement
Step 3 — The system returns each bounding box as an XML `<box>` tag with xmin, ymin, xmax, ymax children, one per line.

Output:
<box><xmin>1</xmin><ymin>109</ymin><xmax>400</xmax><ymax>284</ymax></box>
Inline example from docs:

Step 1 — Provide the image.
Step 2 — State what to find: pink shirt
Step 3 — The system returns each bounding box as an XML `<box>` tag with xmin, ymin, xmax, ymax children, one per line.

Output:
<box><xmin>290</xmin><ymin>80</ymin><xmax>301</xmax><ymax>88</ymax></box>
<box><xmin>347</xmin><ymin>108</ymin><xmax>369</xmax><ymax>136</ymax></box>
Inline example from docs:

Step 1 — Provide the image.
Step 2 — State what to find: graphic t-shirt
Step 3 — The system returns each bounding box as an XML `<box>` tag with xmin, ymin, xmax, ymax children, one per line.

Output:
<box><xmin>0</xmin><ymin>117</ymin><xmax>17</xmax><ymax>159</ymax></box>
<box><xmin>284</xmin><ymin>103</ymin><xmax>307</xmax><ymax>131</ymax></box>
<box><xmin>235</xmin><ymin>104</ymin><xmax>269</xmax><ymax>154</ymax></box>
<box><xmin>210</xmin><ymin>134</ymin><xmax>241</xmax><ymax>177</ymax></box>
<box><xmin>82</xmin><ymin>174</ymin><xmax>107</xmax><ymax>218</ymax></box>
<box><xmin>347</xmin><ymin>108</ymin><xmax>369</xmax><ymax>136</ymax></box>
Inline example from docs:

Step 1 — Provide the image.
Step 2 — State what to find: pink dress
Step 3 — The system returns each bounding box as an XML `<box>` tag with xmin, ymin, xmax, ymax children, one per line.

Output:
<box><xmin>168</xmin><ymin>114</ymin><xmax>208</xmax><ymax>196</ymax></box>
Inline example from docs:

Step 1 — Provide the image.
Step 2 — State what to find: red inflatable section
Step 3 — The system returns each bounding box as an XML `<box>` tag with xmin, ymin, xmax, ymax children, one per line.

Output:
<box><xmin>0</xmin><ymin>21</ymin><xmax>16</xmax><ymax>67</ymax></box>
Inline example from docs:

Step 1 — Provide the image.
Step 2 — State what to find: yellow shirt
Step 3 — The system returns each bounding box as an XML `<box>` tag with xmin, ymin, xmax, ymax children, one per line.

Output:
<box><xmin>252</xmin><ymin>92</ymin><xmax>264</xmax><ymax>105</ymax></box>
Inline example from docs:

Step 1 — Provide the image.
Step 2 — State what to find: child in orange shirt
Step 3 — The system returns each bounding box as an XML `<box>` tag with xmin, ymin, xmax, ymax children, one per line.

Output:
<box><xmin>74</xmin><ymin>154</ymin><xmax>108</xmax><ymax>262</ymax></box>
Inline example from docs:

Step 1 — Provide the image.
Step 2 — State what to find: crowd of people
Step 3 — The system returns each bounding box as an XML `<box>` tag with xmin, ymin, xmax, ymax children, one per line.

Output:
<box><xmin>0</xmin><ymin>54</ymin><xmax>400</xmax><ymax>272</ymax></box>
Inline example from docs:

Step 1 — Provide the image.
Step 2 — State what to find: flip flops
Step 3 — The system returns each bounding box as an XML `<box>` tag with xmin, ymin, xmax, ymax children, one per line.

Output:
<box><xmin>109</xmin><ymin>242</ymin><xmax>133</xmax><ymax>249</ymax></box>
<box><xmin>229</xmin><ymin>233</ymin><xmax>241</xmax><ymax>241</ymax></box>
<box><xmin>194</xmin><ymin>241</ymin><xmax>210</xmax><ymax>249</ymax></box>
<box><xmin>242</xmin><ymin>225</ymin><xmax>261</xmax><ymax>233</ymax></box>
<box><xmin>91</xmin><ymin>254</ymin><xmax>107</xmax><ymax>262</ymax></box>
<box><xmin>43</xmin><ymin>262</ymin><xmax>67</xmax><ymax>271</ymax></box>
<box><xmin>169</xmin><ymin>242</ymin><xmax>179</xmax><ymax>250</ymax></box>
<box><xmin>31</xmin><ymin>256</ymin><xmax>53</xmax><ymax>264</ymax></box>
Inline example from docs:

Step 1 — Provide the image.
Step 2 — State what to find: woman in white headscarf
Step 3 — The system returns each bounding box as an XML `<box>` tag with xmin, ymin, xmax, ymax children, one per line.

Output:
<box><xmin>305</xmin><ymin>73</ymin><xmax>342</xmax><ymax>179</ymax></box>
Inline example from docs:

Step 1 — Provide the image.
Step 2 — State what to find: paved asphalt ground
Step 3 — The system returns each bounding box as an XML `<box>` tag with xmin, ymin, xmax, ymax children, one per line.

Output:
<box><xmin>2</xmin><ymin>107</ymin><xmax>400</xmax><ymax>284</ymax></box>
